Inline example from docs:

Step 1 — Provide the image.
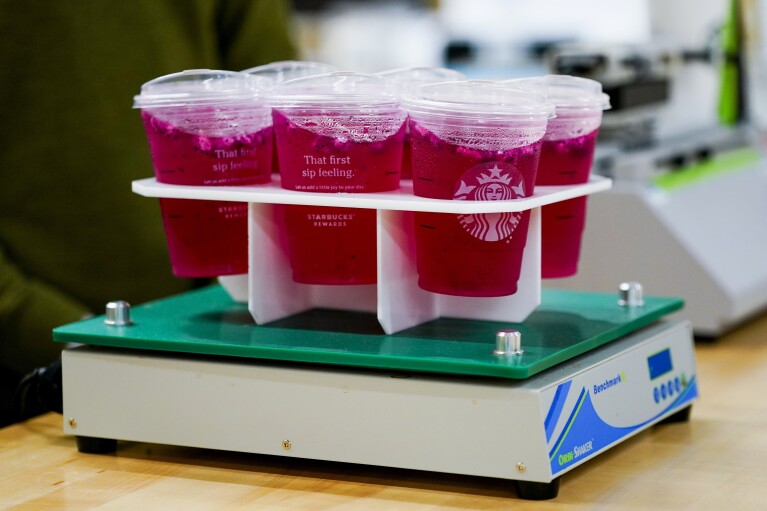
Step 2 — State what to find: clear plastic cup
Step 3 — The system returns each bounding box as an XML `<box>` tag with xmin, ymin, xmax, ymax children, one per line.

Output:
<box><xmin>134</xmin><ymin>69</ymin><xmax>273</xmax><ymax>277</ymax></box>
<box><xmin>243</xmin><ymin>61</ymin><xmax>338</xmax><ymax>174</ymax></box>
<box><xmin>377</xmin><ymin>67</ymin><xmax>466</xmax><ymax>179</ymax></box>
<box><xmin>504</xmin><ymin>75</ymin><xmax>610</xmax><ymax>278</ymax></box>
<box><xmin>134</xmin><ymin>69</ymin><xmax>273</xmax><ymax>186</ymax></box>
<box><xmin>157</xmin><ymin>198</ymin><xmax>248</xmax><ymax>278</ymax></box>
<box><xmin>402</xmin><ymin>81</ymin><xmax>553</xmax><ymax>297</ymax></box>
<box><xmin>271</xmin><ymin>72</ymin><xmax>406</xmax><ymax>285</ymax></box>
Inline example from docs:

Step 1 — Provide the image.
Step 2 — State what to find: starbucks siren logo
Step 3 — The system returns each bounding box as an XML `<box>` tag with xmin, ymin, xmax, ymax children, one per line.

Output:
<box><xmin>454</xmin><ymin>162</ymin><xmax>525</xmax><ymax>242</ymax></box>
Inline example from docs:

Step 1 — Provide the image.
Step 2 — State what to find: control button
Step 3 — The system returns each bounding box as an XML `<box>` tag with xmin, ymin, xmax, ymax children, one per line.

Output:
<box><xmin>661</xmin><ymin>384</ymin><xmax>667</xmax><ymax>400</ymax></box>
<box><xmin>674</xmin><ymin>377</ymin><xmax>681</xmax><ymax>393</ymax></box>
<box><xmin>654</xmin><ymin>387</ymin><xmax>660</xmax><ymax>403</ymax></box>
<box><xmin>667</xmin><ymin>380</ymin><xmax>674</xmax><ymax>397</ymax></box>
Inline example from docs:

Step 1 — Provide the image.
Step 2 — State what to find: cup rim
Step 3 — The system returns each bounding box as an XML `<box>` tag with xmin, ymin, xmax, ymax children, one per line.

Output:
<box><xmin>241</xmin><ymin>60</ymin><xmax>339</xmax><ymax>85</ymax></box>
<box><xmin>402</xmin><ymin>80</ymin><xmax>555</xmax><ymax>121</ymax></box>
<box><xmin>133</xmin><ymin>69</ymin><xmax>270</xmax><ymax>109</ymax></box>
<box><xmin>269</xmin><ymin>71</ymin><xmax>401</xmax><ymax>109</ymax></box>
<box><xmin>503</xmin><ymin>75</ymin><xmax>612</xmax><ymax>111</ymax></box>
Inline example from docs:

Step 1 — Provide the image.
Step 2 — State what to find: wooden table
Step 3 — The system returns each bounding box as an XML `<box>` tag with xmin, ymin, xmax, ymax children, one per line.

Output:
<box><xmin>3</xmin><ymin>315</ymin><xmax>767</xmax><ymax>510</ymax></box>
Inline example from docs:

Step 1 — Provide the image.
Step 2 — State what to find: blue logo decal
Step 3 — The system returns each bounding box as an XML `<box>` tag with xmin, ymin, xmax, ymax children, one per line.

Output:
<box><xmin>549</xmin><ymin>377</ymin><xmax>698</xmax><ymax>476</ymax></box>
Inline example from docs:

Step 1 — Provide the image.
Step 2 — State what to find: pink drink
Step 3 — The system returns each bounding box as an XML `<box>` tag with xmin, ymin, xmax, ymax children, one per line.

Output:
<box><xmin>272</xmin><ymin>137</ymin><xmax>280</xmax><ymax>174</ymax></box>
<box><xmin>274</xmin><ymin>111</ymin><xmax>404</xmax><ymax>192</ymax></box>
<box><xmin>242</xmin><ymin>61</ymin><xmax>339</xmax><ymax>175</ymax></box>
<box><xmin>159</xmin><ymin>198</ymin><xmax>248</xmax><ymax>277</ymax></box>
<box><xmin>502</xmin><ymin>74</ymin><xmax>609</xmax><ymax>280</ymax></box>
<box><xmin>401</xmin><ymin>131</ymin><xmax>413</xmax><ymax>179</ymax></box>
<box><xmin>141</xmin><ymin>111</ymin><xmax>273</xmax><ymax>186</ymax></box>
<box><xmin>536</xmin><ymin>129</ymin><xmax>598</xmax><ymax>185</ymax></box>
<box><xmin>537</xmin><ymin>129</ymin><xmax>598</xmax><ymax>278</ymax></box>
<box><xmin>375</xmin><ymin>67</ymin><xmax>466</xmax><ymax>181</ymax></box>
<box><xmin>273</xmin><ymin>110</ymin><xmax>405</xmax><ymax>284</ymax></box>
<box><xmin>410</xmin><ymin>120</ymin><xmax>542</xmax><ymax>297</ymax></box>
<box><xmin>540</xmin><ymin>196</ymin><xmax>588</xmax><ymax>278</ymax></box>
<box><xmin>141</xmin><ymin>111</ymin><xmax>272</xmax><ymax>277</ymax></box>
<box><xmin>284</xmin><ymin>206</ymin><xmax>377</xmax><ymax>284</ymax></box>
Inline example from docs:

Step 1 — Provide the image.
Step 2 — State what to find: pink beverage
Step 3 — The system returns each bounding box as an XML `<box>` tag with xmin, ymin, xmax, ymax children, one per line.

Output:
<box><xmin>141</xmin><ymin>111</ymin><xmax>272</xmax><ymax>186</ymax></box>
<box><xmin>273</xmin><ymin>111</ymin><xmax>404</xmax><ymax>193</ymax></box>
<box><xmin>377</xmin><ymin>67</ymin><xmax>467</xmax><ymax>181</ymax></box>
<box><xmin>273</xmin><ymin>111</ymin><xmax>404</xmax><ymax>284</ymax></box>
<box><xmin>401</xmin><ymin>131</ymin><xmax>413</xmax><ymax>179</ymax></box>
<box><xmin>540</xmin><ymin>196</ymin><xmax>588</xmax><ymax>278</ymax></box>
<box><xmin>505</xmin><ymin>75</ymin><xmax>610</xmax><ymax>279</ymax></box>
<box><xmin>134</xmin><ymin>70</ymin><xmax>273</xmax><ymax>278</ymax></box>
<box><xmin>159</xmin><ymin>198</ymin><xmax>248</xmax><ymax>277</ymax></box>
<box><xmin>536</xmin><ymin>129</ymin><xmax>598</xmax><ymax>185</ymax></box>
<box><xmin>410</xmin><ymin>120</ymin><xmax>542</xmax><ymax>296</ymax></box>
<box><xmin>271</xmin><ymin>72</ymin><xmax>405</xmax><ymax>285</ymax></box>
<box><xmin>404</xmin><ymin>81</ymin><xmax>552</xmax><ymax>297</ymax></box>
<box><xmin>242</xmin><ymin>61</ymin><xmax>338</xmax><ymax>174</ymax></box>
<box><xmin>537</xmin><ymin>130</ymin><xmax>597</xmax><ymax>278</ymax></box>
<box><xmin>140</xmin><ymin>112</ymin><xmax>271</xmax><ymax>277</ymax></box>
<box><xmin>284</xmin><ymin>206</ymin><xmax>377</xmax><ymax>284</ymax></box>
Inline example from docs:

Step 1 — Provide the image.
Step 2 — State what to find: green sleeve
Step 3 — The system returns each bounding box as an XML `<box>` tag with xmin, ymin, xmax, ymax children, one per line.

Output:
<box><xmin>0</xmin><ymin>247</ymin><xmax>88</xmax><ymax>376</ymax></box>
<box><xmin>0</xmin><ymin>0</ymin><xmax>297</xmax><ymax>378</ymax></box>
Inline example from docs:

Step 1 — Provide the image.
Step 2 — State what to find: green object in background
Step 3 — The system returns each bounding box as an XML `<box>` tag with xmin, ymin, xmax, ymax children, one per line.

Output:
<box><xmin>652</xmin><ymin>145</ymin><xmax>761</xmax><ymax>191</ymax></box>
<box><xmin>53</xmin><ymin>285</ymin><xmax>683</xmax><ymax>380</ymax></box>
<box><xmin>719</xmin><ymin>0</ymin><xmax>743</xmax><ymax>126</ymax></box>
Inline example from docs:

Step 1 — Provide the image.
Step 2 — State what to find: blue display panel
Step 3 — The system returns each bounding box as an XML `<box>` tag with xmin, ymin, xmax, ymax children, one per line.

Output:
<box><xmin>647</xmin><ymin>348</ymin><xmax>673</xmax><ymax>380</ymax></box>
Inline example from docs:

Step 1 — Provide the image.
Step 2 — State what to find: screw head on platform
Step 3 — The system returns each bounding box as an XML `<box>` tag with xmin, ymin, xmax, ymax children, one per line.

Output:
<box><xmin>494</xmin><ymin>330</ymin><xmax>523</xmax><ymax>356</ymax></box>
<box><xmin>104</xmin><ymin>300</ymin><xmax>132</xmax><ymax>326</ymax></box>
<box><xmin>618</xmin><ymin>282</ymin><xmax>644</xmax><ymax>307</ymax></box>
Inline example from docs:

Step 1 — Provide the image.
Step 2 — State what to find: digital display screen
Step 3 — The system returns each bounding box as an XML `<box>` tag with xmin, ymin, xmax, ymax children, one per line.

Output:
<box><xmin>647</xmin><ymin>348</ymin><xmax>673</xmax><ymax>380</ymax></box>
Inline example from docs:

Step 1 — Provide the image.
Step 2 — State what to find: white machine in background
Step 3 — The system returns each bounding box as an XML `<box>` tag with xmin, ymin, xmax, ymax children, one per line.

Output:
<box><xmin>547</xmin><ymin>126</ymin><xmax>767</xmax><ymax>337</ymax></box>
<box><xmin>543</xmin><ymin>25</ymin><xmax>767</xmax><ymax>338</ymax></box>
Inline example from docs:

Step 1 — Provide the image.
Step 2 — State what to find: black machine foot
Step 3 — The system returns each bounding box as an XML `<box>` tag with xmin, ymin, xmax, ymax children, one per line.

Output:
<box><xmin>659</xmin><ymin>405</ymin><xmax>692</xmax><ymax>425</ymax></box>
<box><xmin>515</xmin><ymin>478</ymin><xmax>560</xmax><ymax>500</ymax></box>
<box><xmin>76</xmin><ymin>435</ymin><xmax>118</xmax><ymax>454</ymax></box>
<box><xmin>694</xmin><ymin>334</ymin><xmax>718</xmax><ymax>344</ymax></box>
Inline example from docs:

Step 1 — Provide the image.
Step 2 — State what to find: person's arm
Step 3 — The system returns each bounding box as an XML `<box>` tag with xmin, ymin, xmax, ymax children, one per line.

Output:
<box><xmin>216</xmin><ymin>0</ymin><xmax>298</xmax><ymax>71</ymax></box>
<box><xmin>0</xmin><ymin>246</ymin><xmax>88</xmax><ymax>376</ymax></box>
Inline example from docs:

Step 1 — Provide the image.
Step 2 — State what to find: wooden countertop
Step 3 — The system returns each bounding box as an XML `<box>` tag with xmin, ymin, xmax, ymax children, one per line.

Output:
<box><xmin>3</xmin><ymin>315</ymin><xmax>767</xmax><ymax>509</ymax></box>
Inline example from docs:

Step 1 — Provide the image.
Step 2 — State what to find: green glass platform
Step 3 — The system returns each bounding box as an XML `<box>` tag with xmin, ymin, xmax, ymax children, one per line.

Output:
<box><xmin>53</xmin><ymin>286</ymin><xmax>683</xmax><ymax>380</ymax></box>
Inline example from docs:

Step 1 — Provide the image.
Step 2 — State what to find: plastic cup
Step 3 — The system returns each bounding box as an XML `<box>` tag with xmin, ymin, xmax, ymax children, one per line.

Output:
<box><xmin>505</xmin><ymin>75</ymin><xmax>610</xmax><ymax>278</ymax></box>
<box><xmin>158</xmin><ymin>198</ymin><xmax>248</xmax><ymax>278</ymax></box>
<box><xmin>243</xmin><ymin>61</ymin><xmax>338</xmax><ymax>174</ymax></box>
<box><xmin>134</xmin><ymin>69</ymin><xmax>273</xmax><ymax>277</ymax></box>
<box><xmin>402</xmin><ymin>81</ymin><xmax>553</xmax><ymax>297</ymax></box>
<box><xmin>271</xmin><ymin>72</ymin><xmax>406</xmax><ymax>284</ymax></box>
<box><xmin>376</xmin><ymin>67</ymin><xmax>467</xmax><ymax>179</ymax></box>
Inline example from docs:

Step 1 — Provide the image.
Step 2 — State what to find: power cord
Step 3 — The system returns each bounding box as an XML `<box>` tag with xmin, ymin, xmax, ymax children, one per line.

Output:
<box><xmin>14</xmin><ymin>358</ymin><xmax>63</xmax><ymax>422</ymax></box>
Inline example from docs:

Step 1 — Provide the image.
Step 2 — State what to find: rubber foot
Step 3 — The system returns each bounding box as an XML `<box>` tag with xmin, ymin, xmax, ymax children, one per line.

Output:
<box><xmin>659</xmin><ymin>405</ymin><xmax>692</xmax><ymax>425</ymax></box>
<box><xmin>516</xmin><ymin>477</ymin><xmax>560</xmax><ymax>500</ymax></box>
<box><xmin>75</xmin><ymin>435</ymin><xmax>118</xmax><ymax>454</ymax></box>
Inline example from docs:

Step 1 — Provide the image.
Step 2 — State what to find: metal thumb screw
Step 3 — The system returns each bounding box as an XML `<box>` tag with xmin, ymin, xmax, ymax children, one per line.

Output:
<box><xmin>618</xmin><ymin>282</ymin><xmax>644</xmax><ymax>307</ymax></box>
<box><xmin>494</xmin><ymin>330</ymin><xmax>523</xmax><ymax>356</ymax></box>
<box><xmin>104</xmin><ymin>300</ymin><xmax>132</xmax><ymax>326</ymax></box>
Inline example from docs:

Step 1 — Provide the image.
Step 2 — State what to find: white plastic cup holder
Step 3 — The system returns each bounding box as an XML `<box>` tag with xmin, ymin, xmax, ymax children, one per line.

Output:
<box><xmin>133</xmin><ymin>176</ymin><xmax>611</xmax><ymax>334</ymax></box>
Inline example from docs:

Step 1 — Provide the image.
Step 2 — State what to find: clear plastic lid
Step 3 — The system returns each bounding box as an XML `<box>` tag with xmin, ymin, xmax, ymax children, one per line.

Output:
<box><xmin>133</xmin><ymin>69</ymin><xmax>269</xmax><ymax>109</ymax></box>
<box><xmin>270</xmin><ymin>72</ymin><xmax>400</xmax><ymax>111</ymax></box>
<box><xmin>376</xmin><ymin>66</ymin><xmax>466</xmax><ymax>96</ymax></box>
<box><xmin>242</xmin><ymin>60</ymin><xmax>338</xmax><ymax>85</ymax></box>
<box><xmin>401</xmin><ymin>80</ymin><xmax>554</xmax><ymax>121</ymax></box>
<box><xmin>503</xmin><ymin>75</ymin><xmax>611</xmax><ymax>113</ymax></box>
